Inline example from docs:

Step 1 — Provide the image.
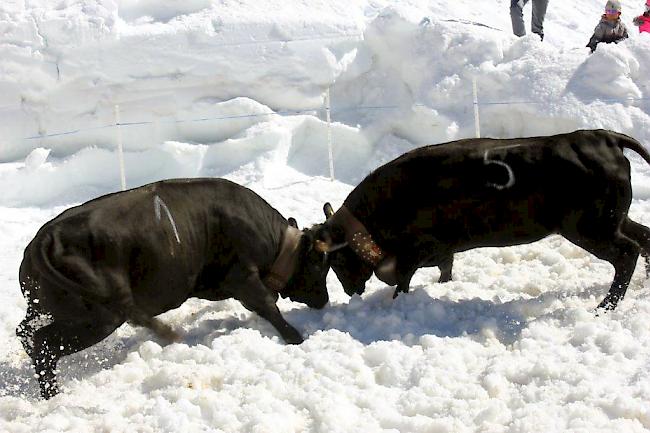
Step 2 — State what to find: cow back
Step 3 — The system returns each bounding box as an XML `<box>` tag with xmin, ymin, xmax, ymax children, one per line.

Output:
<box><xmin>344</xmin><ymin>130</ymin><xmax>633</xmax><ymax>253</ymax></box>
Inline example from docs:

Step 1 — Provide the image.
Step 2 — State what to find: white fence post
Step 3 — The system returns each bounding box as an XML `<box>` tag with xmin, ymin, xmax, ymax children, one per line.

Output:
<box><xmin>472</xmin><ymin>77</ymin><xmax>481</xmax><ymax>138</ymax></box>
<box><xmin>325</xmin><ymin>87</ymin><xmax>335</xmax><ymax>181</ymax></box>
<box><xmin>114</xmin><ymin>105</ymin><xmax>127</xmax><ymax>191</ymax></box>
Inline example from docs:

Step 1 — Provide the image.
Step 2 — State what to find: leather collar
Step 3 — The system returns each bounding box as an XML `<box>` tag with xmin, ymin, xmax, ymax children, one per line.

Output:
<box><xmin>329</xmin><ymin>206</ymin><xmax>397</xmax><ymax>285</ymax></box>
<box><xmin>330</xmin><ymin>206</ymin><xmax>385</xmax><ymax>266</ymax></box>
<box><xmin>263</xmin><ymin>225</ymin><xmax>303</xmax><ymax>293</ymax></box>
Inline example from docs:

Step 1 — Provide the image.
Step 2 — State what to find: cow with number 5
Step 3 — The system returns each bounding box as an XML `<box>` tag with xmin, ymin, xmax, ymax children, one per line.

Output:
<box><xmin>312</xmin><ymin>129</ymin><xmax>650</xmax><ymax>310</ymax></box>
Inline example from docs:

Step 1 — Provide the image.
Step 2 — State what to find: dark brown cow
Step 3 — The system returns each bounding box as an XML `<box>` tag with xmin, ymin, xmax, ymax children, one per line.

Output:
<box><xmin>18</xmin><ymin>178</ymin><xmax>330</xmax><ymax>399</ymax></box>
<box><xmin>314</xmin><ymin>129</ymin><xmax>650</xmax><ymax>310</ymax></box>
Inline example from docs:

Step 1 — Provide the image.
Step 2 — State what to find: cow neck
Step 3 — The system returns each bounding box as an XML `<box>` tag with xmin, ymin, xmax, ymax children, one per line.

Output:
<box><xmin>330</xmin><ymin>206</ymin><xmax>387</xmax><ymax>267</ymax></box>
<box><xmin>263</xmin><ymin>225</ymin><xmax>303</xmax><ymax>293</ymax></box>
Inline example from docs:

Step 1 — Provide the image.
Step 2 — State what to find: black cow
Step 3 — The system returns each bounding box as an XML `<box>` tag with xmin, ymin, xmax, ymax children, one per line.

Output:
<box><xmin>17</xmin><ymin>178</ymin><xmax>330</xmax><ymax>399</ymax></box>
<box><xmin>313</xmin><ymin>129</ymin><xmax>650</xmax><ymax>310</ymax></box>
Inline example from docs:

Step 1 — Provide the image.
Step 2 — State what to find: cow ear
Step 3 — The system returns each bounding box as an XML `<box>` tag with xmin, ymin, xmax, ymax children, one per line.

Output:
<box><xmin>314</xmin><ymin>239</ymin><xmax>330</xmax><ymax>253</ymax></box>
<box><xmin>323</xmin><ymin>203</ymin><xmax>334</xmax><ymax>219</ymax></box>
<box><xmin>314</xmin><ymin>237</ymin><xmax>348</xmax><ymax>253</ymax></box>
<box><xmin>288</xmin><ymin>217</ymin><xmax>299</xmax><ymax>229</ymax></box>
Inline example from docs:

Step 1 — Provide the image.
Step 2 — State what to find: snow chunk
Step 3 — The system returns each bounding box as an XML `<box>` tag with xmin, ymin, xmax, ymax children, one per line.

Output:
<box><xmin>24</xmin><ymin>147</ymin><xmax>50</xmax><ymax>171</ymax></box>
<box><xmin>117</xmin><ymin>0</ymin><xmax>213</xmax><ymax>23</ymax></box>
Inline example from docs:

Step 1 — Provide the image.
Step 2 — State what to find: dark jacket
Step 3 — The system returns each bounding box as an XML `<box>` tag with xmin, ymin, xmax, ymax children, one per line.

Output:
<box><xmin>587</xmin><ymin>16</ymin><xmax>629</xmax><ymax>52</ymax></box>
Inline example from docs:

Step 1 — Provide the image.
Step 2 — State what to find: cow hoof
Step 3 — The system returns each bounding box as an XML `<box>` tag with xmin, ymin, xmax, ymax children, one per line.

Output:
<box><xmin>281</xmin><ymin>328</ymin><xmax>304</xmax><ymax>345</ymax></box>
<box><xmin>149</xmin><ymin>319</ymin><xmax>182</xmax><ymax>344</ymax></box>
<box><xmin>285</xmin><ymin>336</ymin><xmax>304</xmax><ymax>345</ymax></box>
<box><xmin>39</xmin><ymin>382</ymin><xmax>60</xmax><ymax>400</ymax></box>
<box><xmin>594</xmin><ymin>303</ymin><xmax>616</xmax><ymax>317</ymax></box>
<box><xmin>392</xmin><ymin>284</ymin><xmax>410</xmax><ymax>299</ymax></box>
<box><xmin>596</xmin><ymin>297</ymin><xmax>619</xmax><ymax>313</ymax></box>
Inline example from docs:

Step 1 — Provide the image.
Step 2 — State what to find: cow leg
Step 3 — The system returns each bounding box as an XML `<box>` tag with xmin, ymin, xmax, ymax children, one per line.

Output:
<box><xmin>16</xmin><ymin>307</ymin><xmax>40</xmax><ymax>360</ymax></box>
<box><xmin>126</xmin><ymin>307</ymin><xmax>180</xmax><ymax>343</ymax></box>
<box><xmin>438</xmin><ymin>254</ymin><xmax>454</xmax><ymax>283</ymax></box>
<box><xmin>597</xmin><ymin>235</ymin><xmax>639</xmax><ymax>310</ymax></box>
<box><xmin>394</xmin><ymin>247</ymin><xmax>454</xmax><ymax>298</ymax></box>
<box><xmin>243</xmin><ymin>297</ymin><xmax>304</xmax><ymax>344</ymax></box>
<box><xmin>392</xmin><ymin>251</ymin><xmax>429</xmax><ymax>298</ymax></box>
<box><xmin>421</xmin><ymin>254</ymin><xmax>453</xmax><ymax>283</ymax></box>
<box><xmin>102</xmin><ymin>271</ymin><xmax>180</xmax><ymax>343</ymax></box>
<box><xmin>16</xmin><ymin>307</ymin><xmax>59</xmax><ymax>398</ymax></box>
<box><xmin>621</xmin><ymin>217</ymin><xmax>650</xmax><ymax>278</ymax></box>
<box><xmin>26</xmin><ymin>313</ymin><xmax>122</xmax><ymax>399</ymax></box>
<box><xmin>239</xmin><ymin>289</ymin><xmax>304</xmax><ymax>344</ymax></box>
<box><xmin>393</xmin><ymin>264</ymin><xmax>418</xmax><ymax>299</ymax></box>
<box><xmin>227</xmin><ymin>266</ymin><xmax>304</xmax><ymax>344</ymax></box>
<box><xmin>565</xmin><ymin>230</ymin><xmax>640</xmax><ymax>311</ymax></box>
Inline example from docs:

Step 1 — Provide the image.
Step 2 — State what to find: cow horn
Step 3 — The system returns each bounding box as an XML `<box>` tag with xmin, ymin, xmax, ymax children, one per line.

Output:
<box><xmin>323</xmin><ymin>203</ymin><xmax>334</xmax><ymax>219</ymax></box>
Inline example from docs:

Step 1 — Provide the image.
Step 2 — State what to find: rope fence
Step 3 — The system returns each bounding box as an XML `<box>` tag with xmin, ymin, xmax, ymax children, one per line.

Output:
<box><xmin>17</xmin><ymin>95</ymin><xmax>650</xmax><ymax>142</ymax></box>
<box><xmin>22</xmin><ymin>109</ymin><xmax>316</xmax><ymax>141</ymax></box>
<box><xmin>5</xmin><ymin>80</ymin><xmax>650</xmax><ymax>188</ymax></box>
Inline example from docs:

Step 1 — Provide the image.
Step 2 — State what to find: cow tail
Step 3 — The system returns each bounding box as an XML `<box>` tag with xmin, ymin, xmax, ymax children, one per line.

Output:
<box><xmin>615</xmin><ymin>133</ymin><xmax>650</xmax><ymax>166</ymax></box>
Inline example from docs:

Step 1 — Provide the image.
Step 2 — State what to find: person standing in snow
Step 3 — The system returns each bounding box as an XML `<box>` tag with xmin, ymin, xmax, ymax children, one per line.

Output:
<box><xmin>632</xmin><ymin>0</ymin><xmax>650</xmax><ymax>34</ymax></box>
<box><xmin>510</xmin><ymin>0</ymin><xmax>549</xmax><ymax>41</ymax></box>
<box><xmin>587</xmin><ymin>0</ymin><xmax>629</xmax><ymax>52</ymax></box>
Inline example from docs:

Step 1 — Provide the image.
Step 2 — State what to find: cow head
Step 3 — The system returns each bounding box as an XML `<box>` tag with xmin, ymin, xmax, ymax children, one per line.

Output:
<box><xmin>311</xmin><ymin>203</ymin><xmax>373</xmax><ymax>296</ymax></box>
<box><xmin>282</xmin><ymin>219</ymin><xmax>330</xmax><ymax>309</ymax></box>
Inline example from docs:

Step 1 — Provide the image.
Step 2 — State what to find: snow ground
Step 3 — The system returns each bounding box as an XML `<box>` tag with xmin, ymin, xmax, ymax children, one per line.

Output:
<box><xmin>1</xmin><ymin>1</ymin><xmax>650</xmax><ymax>432</ymax></box>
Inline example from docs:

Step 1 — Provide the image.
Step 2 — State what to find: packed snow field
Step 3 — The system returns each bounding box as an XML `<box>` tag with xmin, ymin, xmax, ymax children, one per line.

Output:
<box><xmin>2</xmin><ymin>0</ymin><xmax>650</xmax><ymax>432</ymax></box>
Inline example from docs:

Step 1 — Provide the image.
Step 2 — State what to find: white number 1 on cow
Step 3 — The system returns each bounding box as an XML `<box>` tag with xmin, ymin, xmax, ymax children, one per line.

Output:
<box><xmin>154</xmin><ymin>195</ymin><xmax>181</xmax><ymax>244</ymax></box>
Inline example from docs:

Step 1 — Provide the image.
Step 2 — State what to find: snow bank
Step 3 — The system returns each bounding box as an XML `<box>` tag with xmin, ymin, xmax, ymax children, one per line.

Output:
<box><xmin>2</xmin><ymin>1</ymin><xmax>650</xmax><ymax>207</ymax></box>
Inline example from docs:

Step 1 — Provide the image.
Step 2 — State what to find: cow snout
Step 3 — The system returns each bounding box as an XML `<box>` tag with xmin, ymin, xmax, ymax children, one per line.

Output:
<box><xmin>343</xmin><ymin>284</ymin><xmax>366</xmax><ymax>297</ymax></box>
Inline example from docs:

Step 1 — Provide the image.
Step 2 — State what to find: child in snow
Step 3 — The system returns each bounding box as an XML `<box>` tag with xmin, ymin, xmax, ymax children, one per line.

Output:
<box><xmin>587</xmin><ymin>0</ymin><xmax>629</xmax><ymax>52</ymax></box>
<box><xmin>633</xmin><ymin>0</ymin><xmax>650</xmax><ymax>34</ymax></box>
